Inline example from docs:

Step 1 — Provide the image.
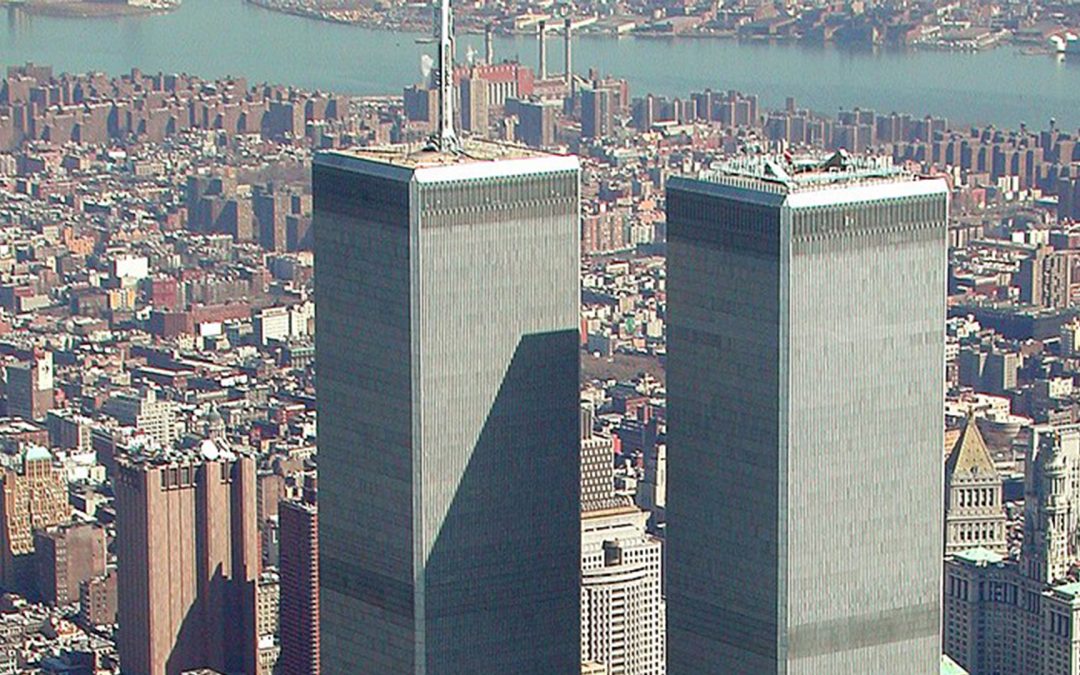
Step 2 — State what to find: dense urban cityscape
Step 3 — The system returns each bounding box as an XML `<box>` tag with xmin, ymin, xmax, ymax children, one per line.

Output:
<box><xmin>0</xmin><ymin>0</ymin><xmax>1077</xmax><ymax>673</ymax></box>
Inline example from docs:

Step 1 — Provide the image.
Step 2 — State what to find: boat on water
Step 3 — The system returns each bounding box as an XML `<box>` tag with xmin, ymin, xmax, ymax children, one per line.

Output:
<box><xmin>415</xmin><ymin>37</ymin><xmax>435</xmax><ymax>44</ymax></box>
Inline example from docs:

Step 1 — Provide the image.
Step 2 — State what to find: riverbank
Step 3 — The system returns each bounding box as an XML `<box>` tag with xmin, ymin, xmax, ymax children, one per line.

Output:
<box><xmin>240</xmin><ymin>0</ymin><xmax>1038</xmax><ymax>54</ymax></box>
<box><xmin>242</xmin><ymin>0</ymin><xmax>427</xmax><ymax>31</ymax></box>
<box><xmin>3</xmin><ymin>0</ymin><xmax>1077</xmax><ymax>129</ymax></box>
<box><xmin>1</xmin><ymin>0</ymin><xmax>179</xmax><ymax>18</ymax></box>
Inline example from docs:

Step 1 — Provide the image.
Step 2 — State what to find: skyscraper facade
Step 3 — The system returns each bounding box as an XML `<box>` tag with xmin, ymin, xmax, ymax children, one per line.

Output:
<box><xmin>114</xmin><ymin>443</ymin><xmax>259</xmax><ymax>675</ymax></box>
<box><xmin>314</xmin><ymin>140</ymin><xmax>581</xmax><ymax>674</ymax></box>
<box><xmin>279</xmin><ymin>498</ymin><xmax>319</xmax><ymax>675</ymax></box>
<box><xmin>579</xmin><ymin>413</ymin><xmax>666</xmax><ymax>674</ymax></box>
<box><xmin>666</xmin><ymin>153</ymin><xmax>948</xmax><ymax>674</ymax></box>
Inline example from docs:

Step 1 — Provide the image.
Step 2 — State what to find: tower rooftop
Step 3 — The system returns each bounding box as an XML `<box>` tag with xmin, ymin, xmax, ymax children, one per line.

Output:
<box><xmin>695</xmin><ymin>150</ymin><xmax>921</xmax><ymax>195</ymax></box>
<box><xmin>315</xmin><ymin>140</ymin><xmax>578</xmax><ymax>182</ymax></box>
<box><xmin>325</xmin><ymin>139</ymin><xmax>552</xmax><ymax>169</ymax></box>
<box><xmin>675</xmin><ymin>149</ymin><xmax>948</xmax><ymax>207</ymax></box>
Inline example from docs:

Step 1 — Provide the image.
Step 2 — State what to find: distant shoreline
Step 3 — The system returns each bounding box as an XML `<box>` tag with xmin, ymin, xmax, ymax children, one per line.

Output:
<box><xmin>239</xmin><ymin>0</ymin><xmax>1022</xmax><ymax>53</ymax></box>
<box><xmin>241</xmin><ymin>0</ymin><xmax>422</xmax><ymax>32</ymax></box>
<box><xmin>1</xmin><ymin>0</ymin><xmax>177</xmax><ymax>19</ymax></box>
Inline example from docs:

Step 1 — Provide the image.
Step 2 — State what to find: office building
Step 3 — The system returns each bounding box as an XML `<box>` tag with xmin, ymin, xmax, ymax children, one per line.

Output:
<box><xmin>314</xmin><ymin>139</ymin><xmax>580</xmax><ymax>673</ymax></box>
<box><xmin>944</xmin><ymin>416</ymin><xmax>1007</xmax><ymax>556</ymax></box>
<box><xmin>981</xmin><ymin>350</ymin><xmax>1020</xmax><ymax>394</ymax></box>
<box><xmin>958</xmin><ymin>348</ymin><xmax>987</xmax><ymax>389</ymax></box>
<box><xmin>404</xmin><ymin>85</ymin><xmax>440</xmax><ymax>130</ymax></box>
<box><xmin>509</xmin><ymin>98</ymin><xmax>557</xmax><ymax>147</ymax></box>
<box><xmin>1061</xmin><ymin>319</ymin><xmax>1080</xmax><ymax>356</ymax></box>
<box><xmin>34</xmin><ymin>522</ymin><xmax>107</xmax><ymax>606</ymax></box>
<box><xmin>46</xmin><ymin>409</ymin><xmax>93</xmax><ymax>453</ymax></box>
<box><xmin>635</xmin><ymin>440</ymin><xmax>666</xmax><ymax>531</ymax></box>
<box><xmin>581</xmin><ymin>86</ymin><xmax>615</xmax><ymax>140</ymax></box>
<box><xmin>666</xmin><ymin>152</ymin><xmax>948</xmax><ymax>673</ymax></box>
<box><xmin>0</xmin><ymin>445</ymin><xmax>70</xmax><ymax>594</ymax></box>
<box><xmin>114</xmin><ymin>442</ymin><xmax>258</xmax><ymax>675</ymax></box>
<box><xmin>459</xmin><ymin>73</ymin><xmax>489</xmax><ymax>138</ymax></box>
<box><xmin>279</xmin><ymin>498</ymin><xmax>319</xmax><ymax>675</ymax></box>
<box><xmin>5</xmin><ymin>350</ymin><xmax>53</xmax><ymax>421</ymax></box>
<box><xmin>79</xmin><ymin>570</ymin><xmax>118</xmax><ymax>628</ymax></box>
<box><xmin>1018</xmin><ymin>246</ymin><xmax>1071</xmax><ymax>310</ymax></box>
<box><xmin>582</xmin><ymin>508</ymin><xmax>666</xmax><ymax>675</ymax></box>
<box><xmin>102</xmin><ymin>387</ymin><xmax>180</xmax><ymax>448</ymax></box>
<box><xmin>581</xmin><ymin>404</ymin><xmax>622</xmax><ymax>512</ymax></box>
<box><xmin>579</xmin><ymin>416</ymin><xmax>665</xmax><ymax>674</ymax></box>
<box><xmin>944</xmin><ymin>422</ymin><xmax>1080</xmax><ymax>674</ymax></box>
<box><xmin>254</xmin><ymin>306</ymin><xmax>291</xmax><ymax>345</ymax></box>
<box><xmin>257</xmin><ymin>573</ymin><xmax>281</xmax><ymax>675</ymax></box>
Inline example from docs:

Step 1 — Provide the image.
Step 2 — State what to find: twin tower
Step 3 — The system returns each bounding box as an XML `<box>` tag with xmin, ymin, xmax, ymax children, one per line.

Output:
<box><xmin>313</xmin><ymin>141</ymin><xmax>948</xmax><ymax>674</ymax></box>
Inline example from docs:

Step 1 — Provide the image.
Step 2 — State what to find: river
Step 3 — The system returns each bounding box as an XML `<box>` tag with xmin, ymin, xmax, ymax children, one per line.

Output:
<box><xmin>4</xmin><ymin>0</ymin><xmax>1080</xmax><ymax>129</ymax></box>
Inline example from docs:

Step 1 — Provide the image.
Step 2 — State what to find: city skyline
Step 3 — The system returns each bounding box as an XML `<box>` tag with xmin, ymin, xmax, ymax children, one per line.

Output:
<box><xmin>1</xmin><ymin>0</ymin><xmax>1080</xmax><ymax>671</ymax></box>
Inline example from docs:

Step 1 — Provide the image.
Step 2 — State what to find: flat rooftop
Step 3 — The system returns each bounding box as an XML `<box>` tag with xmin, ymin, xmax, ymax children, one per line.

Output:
<box><xmin>116</xmin><ymin>438</ymin><xmax>239</xmax><ymax>469</ymax></box>
<box><xmin>694</xmin><ymin>150</ymin><xmax>919</xmax><ymax>195</ymax></box>
<box><xmin>321</xmin><ymin>139</ymin><xmax>551</xmax><ymax>170</ymax></box>
<box><xmin>316</xmin><ymin>139</ymin><xmax>579</xmax><ymax>183</ymax></box>
<box><xmin>1051</xmin><ymin>580</ymin><xmax>1080</xmax><ymax>601</ymax></box>
<box><xmin>953</xmin><ymin>547</ymin><xmax>1005</xmax><ymax>565</ymax></box>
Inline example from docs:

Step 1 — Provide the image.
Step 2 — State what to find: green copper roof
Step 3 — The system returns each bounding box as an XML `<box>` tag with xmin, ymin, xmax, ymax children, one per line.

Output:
<box><xmin>23</xmin><ymin>445</ymin><xmax>51</xmax><ymax>462</ymax></box>
<box><xmin>1053</xmin><ymin>581</ymin><xmax>1080</xmax><ymax>599</ymax></box>
<box><xmin>953</xmin><ymin>547</ymin><xmax>1004</xmax><ymax>565</ymax></box>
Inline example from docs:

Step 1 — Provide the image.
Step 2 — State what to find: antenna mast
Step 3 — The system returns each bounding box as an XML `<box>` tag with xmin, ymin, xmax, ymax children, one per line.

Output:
<box><xmin>434</xmin><ymin>0</ymin><xmax>459</xmax><ymax>152</ymax></box>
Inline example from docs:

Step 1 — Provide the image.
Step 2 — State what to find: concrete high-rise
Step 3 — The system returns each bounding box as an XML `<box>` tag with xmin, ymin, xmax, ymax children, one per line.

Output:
<box><xmin>666</xmin><ymin>152</ymin><xmax>948</xmax><ymax>674</ymax></box>
<box><xmin>102</xmin><ymin>387</ymin><xmax>180</xmax><ymax>448</ymax></box>
<box><xmin>279</xmin><ymin>497</ymin><xmax>319</xmax><ymax>675</ymax></box>
<box><xmin>579</xmin><ymin>412</ymin><xmax>665</xmax><ymax>674</ymax></box>
<box><xmin>581</xmin><ymin>404</ymin><xmax>623</xmax><ymax>512</ymax></box>
<box><xmin>114</xmin><ymin>442</ymin><xmax>259</xmax><ymax>675</ymax></box>
<box><xmin>581</xmin><ymin>86</ymin><xmax>615</xmax><ymax>140</ymax></box>
<box><xmin>581</xmin><ymin>508</ymin><xmax>666</xmax><ymax>675</ymax></box>
<box><xmin>1018</xmin><ymin>245</ymin><xmax>1071</xmax><ymax>310</ymax></box>
<box><xmin>313</xmin><ymin>140</ymin><xmax>580</xmax><ymax>673</ymax></box>
<box><xmin>459</xmin><ymin>73</ymin><xmax>489</xmax><ymax>138</ymax></box>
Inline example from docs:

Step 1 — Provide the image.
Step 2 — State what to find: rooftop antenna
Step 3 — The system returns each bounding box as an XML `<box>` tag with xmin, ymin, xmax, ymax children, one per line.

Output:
<box><xmin>431</xmin><ymin>0</ymin><xmax>459</xmax><ymax>152</ymax></box>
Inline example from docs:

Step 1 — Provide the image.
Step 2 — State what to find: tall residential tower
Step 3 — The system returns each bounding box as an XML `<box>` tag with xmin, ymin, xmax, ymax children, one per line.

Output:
<box><xmin>666</xmin><ymin>153</ymin><xmax>948</xmax><ymax>674</ymax></box>
<box><xmin>314</xmin><ymin>140</ymin><xmax>581</xmax><ymax>673</ymax></box>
